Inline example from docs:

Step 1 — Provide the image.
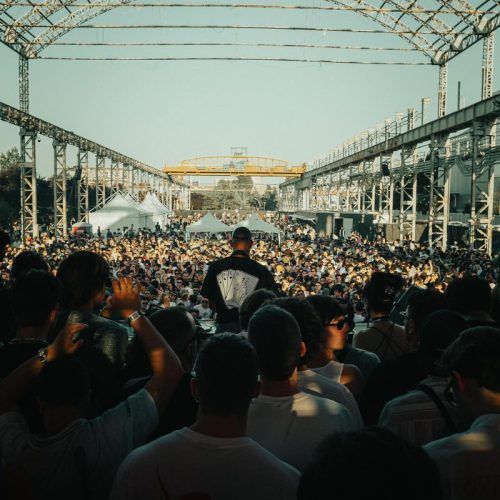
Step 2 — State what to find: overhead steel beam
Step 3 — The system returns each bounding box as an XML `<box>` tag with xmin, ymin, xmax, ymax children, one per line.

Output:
<box><xmin>282</xmin><ymin>94</ymin><xmax>500</xmax><ymax>188</ymax></box>
<box><xmin>0</xmin><ymin>100</ymin><xmax>184</xmax><ymax>186</ymax></box>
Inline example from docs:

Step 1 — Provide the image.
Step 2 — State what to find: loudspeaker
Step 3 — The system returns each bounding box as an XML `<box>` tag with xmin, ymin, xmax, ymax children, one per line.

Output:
<box><xmin>381</xmin><ymin>162</ymin><xmax>390</xmax><ymax>176</ymax></box>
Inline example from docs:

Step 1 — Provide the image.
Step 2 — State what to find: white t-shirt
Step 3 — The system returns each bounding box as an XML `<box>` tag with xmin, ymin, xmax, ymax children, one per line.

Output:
<box><xmin>194</xmin><ymin>304</ymin><xmax>212</xmax><ymax>318</ymax></box>
<box><xmin>311</xmin><ymin>360</ymin><xmax>344</xmax><ymax>383</ymax></box>
<box><xmin>424</xmin><ymin>414</ymin><xmax>500</xmax><ymax>500</ymax></box>
<box><xmin>247</xmin><ymin>392</ymin><xmax>356</xmax><ymax>471</ymax></box>
<box><xmin>0</xmin><ymin>389</ymin><xmax>158</xmax><ymax>500</ymax></box>
<box><xmin>298</xmin><ymin>369</ymin><xmax>363</xmax><ymax>428</ymax></box>
<box><xmin>110</xmin><ymin>427</ymin><xmax>299</xmax><ymax>500</ymax></box>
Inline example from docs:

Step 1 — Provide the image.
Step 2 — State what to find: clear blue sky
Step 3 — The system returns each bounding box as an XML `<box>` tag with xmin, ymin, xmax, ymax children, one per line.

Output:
<box><xmin>0</xmin><ymin>3</ymin><xmax>497</xmax><ymax>180</ymax></box>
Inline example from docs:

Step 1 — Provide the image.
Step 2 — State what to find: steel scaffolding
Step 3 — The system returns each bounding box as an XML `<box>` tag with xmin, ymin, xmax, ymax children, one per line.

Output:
<box><xmin>53</xmin><ymin>140</ymin><xmax>68</xmax><ymax>239</ymax></box>
<box><xmin>280</xmin><ymin>95</ymin><xmax>500</xmax><ymax>254</ymax></box>
<box><xmin>77</xmin><ymin>149</ymin><xmax>89</xmax><ymax>223</ymax></box>
<box><xmin>0</xmin><ymin>101</ymin><xmax>187</xmax><ymax>239</ymax></box>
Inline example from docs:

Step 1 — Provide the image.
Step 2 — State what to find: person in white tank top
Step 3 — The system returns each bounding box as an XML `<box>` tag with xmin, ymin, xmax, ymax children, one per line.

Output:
<box><xmin>306</xmin><ymin>295</ymin><xmax>364</xmax><ymax>398</ymax></box>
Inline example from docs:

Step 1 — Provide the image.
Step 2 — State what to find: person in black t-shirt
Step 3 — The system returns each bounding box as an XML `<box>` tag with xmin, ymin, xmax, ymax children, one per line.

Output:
<box><xmin>0</xmin><ymin>270</ymin><xmax>61</xmax><ymax>431</ymax></box>
<box><xmin>201</xmin><ymin>227</ymin><xmax>280</xmax><ymax>333</ymax></box>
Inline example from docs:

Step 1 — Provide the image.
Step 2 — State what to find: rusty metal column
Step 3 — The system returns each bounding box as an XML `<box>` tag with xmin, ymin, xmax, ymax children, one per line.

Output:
<box><xmin>53</xmin><ymin>140</ymin><xmax>68</xmax><ymax>239</ymax></box>
<box><xmin>77</xmin><ymin>150</ymin><xmax>89</xmax><ymax>222</ymax></box>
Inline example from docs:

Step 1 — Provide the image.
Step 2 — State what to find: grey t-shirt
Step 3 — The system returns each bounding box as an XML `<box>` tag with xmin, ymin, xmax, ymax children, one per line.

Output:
<box><xmin>0</xmin><ymin>389</ymin><xmax>158</xmax><ymax>500</ymax></box>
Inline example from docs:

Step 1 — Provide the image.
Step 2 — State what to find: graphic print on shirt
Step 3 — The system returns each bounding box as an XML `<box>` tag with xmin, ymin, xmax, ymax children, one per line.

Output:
<box><xmin>216</xmin><ymin>270</ymin><xmax>259</xmax><ymax>309</ymax></box>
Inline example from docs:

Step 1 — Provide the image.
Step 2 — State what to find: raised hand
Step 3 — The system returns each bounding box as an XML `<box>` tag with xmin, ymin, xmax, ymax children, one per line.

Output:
<box><xmin>110</xmin><ymin>277</ymin><xmax>142</xmax><ymax>318</ymax></box>
<box><xmin>48</xmin><ymin>322</ymin><xmax>87</xmax><ymax>361</ymax></box>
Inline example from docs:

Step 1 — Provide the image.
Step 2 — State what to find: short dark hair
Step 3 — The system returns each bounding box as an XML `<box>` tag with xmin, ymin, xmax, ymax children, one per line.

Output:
<box><xmin>419</xmin><ymin>310</ymin><xmax>467</xmax><ymax>357</ymax></box>
<box><xmin>194</xmin><ymin>333</ymin><xmax>258</xmax><ymax>416</ymax></box>
<box><xmin>445</xmin><ymin>276</ymin><xmax>491</xmax><ymax>314</ymax></box>
<box><xmin>9</xmin><ymin>270</ymin><xmax>61</xmax><ymax>328</ymax></box>
<box><xmin>35</xmin><ymin>357</ymin><xmax>90</xmax><ymax>408</ymax></box>
<box><xmin>232</xmin><ymin>226</ymin><xmax>253</xmax><ymax>241</ymax></box>
<box><xmin>268</xmin><ymin>297</ymin><xmax>322</xmax><ymax>359</ymax></box>
<box><xmin>364</xmin><ymin>272</ymin><xmax>403</xmax><ymax>314</ymax></box>
<box><xmin>150</xmin><ymin>306</ymin><xmax>196</xmax><ymax>354</ymax></box>
<box><xmin>298</xmin><ymin>427</ymin><xmax>441</xmax><ymax>500</ymax></box>
<box><xmin>407</xmin><ymin>290</ymin><xmax>447</xmax><ymax>328</ymax></box>
<box><xmin>57</xmin><ymin>251</ymin><xmax>109</xmax><ymax>308</ymax></box>
<box><xmin>239</xmin><ymin>288</ymin><xmax>277</xmax><ymax>331</ymax></box>
<box><xmin>306</xmin><ymin>295</ymin><xmax>345</xmax><ymax>325</ymax></box>
<box><xmin>440</xmin><ymin>326</ymin><xmax>500</xmax><ymax>392</ymax></box>
<box><xmin>11</xmin><ymin>251</ymin><xmax>49</xmax><ymax>280</ymax></box>
<box><xmin>248</xmin><ymin>305</ymin><xmax>301</xmax><ymax>381</ymax></box>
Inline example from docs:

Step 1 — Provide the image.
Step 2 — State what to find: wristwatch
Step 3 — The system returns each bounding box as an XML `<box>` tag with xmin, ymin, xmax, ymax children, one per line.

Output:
<box><xmin>126</xmin><ymin>310</ymin><xmax>144</xmax><ymax>325</ymax></box>
<box><xmin>37</xmin><ymin>347</ymin><xmax>49</xmax><ymax>365</ymax></box>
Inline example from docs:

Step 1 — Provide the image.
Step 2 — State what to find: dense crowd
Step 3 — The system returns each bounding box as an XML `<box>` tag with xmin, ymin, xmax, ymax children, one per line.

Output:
<box><xmin>0</xmin><ymin>215</ymin><xmax>499</xmax><ymax>500</ymax></box>
<box><xmin>1</xmin><ymin>214</ymin><xmax>496</xmax><ymax>317</ymax></box>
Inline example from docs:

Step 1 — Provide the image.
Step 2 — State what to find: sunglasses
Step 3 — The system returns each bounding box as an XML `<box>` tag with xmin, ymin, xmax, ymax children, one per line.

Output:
<box><xmin>325</xmin><ymin>318</ymin><xmax>347</xmax><ymax>330</ymax></box>
<box><xmin>444</xmin><ymin>378</ymin><xmax>457</xmax><ymax>407</ymax></box>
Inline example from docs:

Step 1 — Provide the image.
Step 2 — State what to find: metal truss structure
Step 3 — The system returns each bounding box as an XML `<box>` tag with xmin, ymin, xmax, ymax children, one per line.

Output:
<box><xmin>0</xmin><ymin>101</ymin><xmax>187</xmax><ymax>239</ymax></box>
<box><xmin>0</xmin><ymin>1</ymin><xmax>498</xmax><ymax>64</ymax></box>
<box><xmin>280</xmin><ymin>95</ymin><xmax>500</xmax><ymax>254</ymax></box>
<box><xmin>0</xmin><ymin>1</ymin><xmax>499</xmax><ymax>240</ymax></box>
<box><xmin>165</xmin><ymin>156</ymin><xmax>306</xmax><ymax>178</ymax></box>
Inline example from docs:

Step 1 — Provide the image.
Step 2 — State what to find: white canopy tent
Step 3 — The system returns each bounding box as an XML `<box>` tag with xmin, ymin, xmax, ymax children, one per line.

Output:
<box><xmin>233</xmin><ymin>213</ymin><xmax>281</xmax><ymax>243</ymax></box>
<box><xmin>185</xmin><ymin>213</ymin><xmax>231</xmax><ymax>241</ymax></box>
<box><xmin>139</xmin><ymin>192</ymin><xmax>171</xmax><ymax>228</ymax></box>
<box><xmin>89</xmin><ymin>192</ymin><xmax>154</xmax><ymax>234</ymax></box>
<box><xmin>150</xmin><ymin>193</ymin><xmax>172</xmax><ymax>213</ymax></box>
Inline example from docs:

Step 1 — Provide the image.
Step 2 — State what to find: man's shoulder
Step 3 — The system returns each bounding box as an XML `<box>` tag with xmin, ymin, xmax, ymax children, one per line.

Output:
<box><xmin>245</xmin><ymin>438</ymin><xmax>300</xmax><ymax>477</ymax></box>
<box><xmin>295</xmin><ymin>391</ymin><xmax>350</xmax><ymax>416</ymax></box>
<box><xmin>381</xmin><ymin>386</ymin><xmax>431</xmax><ymax>416</ymax></box>
<box><xmin>117</xmin><ymin>428</ymin><xmax>184</xmax><ymax>472</ymax></box>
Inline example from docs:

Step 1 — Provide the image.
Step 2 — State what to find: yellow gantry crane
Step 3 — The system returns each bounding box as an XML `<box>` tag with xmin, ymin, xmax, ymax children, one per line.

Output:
<box><xmin>164</xmin><ymin>156</ymin><xmax>306</xmax><ymax>178</ymax></box>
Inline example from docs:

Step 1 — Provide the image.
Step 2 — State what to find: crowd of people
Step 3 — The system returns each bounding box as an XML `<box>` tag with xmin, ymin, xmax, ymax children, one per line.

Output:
<box><xmin>0</xmin><ymin>213</ymin><xmax>499</xmax><ymax>500</ymax></box>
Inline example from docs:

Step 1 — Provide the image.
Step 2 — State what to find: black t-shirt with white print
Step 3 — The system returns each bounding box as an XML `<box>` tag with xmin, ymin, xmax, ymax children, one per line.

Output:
<box><xmin>201</xmin><ymin>251</ymin><xmax>279</xmax><ymax>325</ymax></box>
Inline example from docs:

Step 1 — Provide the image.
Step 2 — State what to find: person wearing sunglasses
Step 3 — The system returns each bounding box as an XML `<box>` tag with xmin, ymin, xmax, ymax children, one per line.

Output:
<box><xmin>424</xmin><ymin>326</ymin><xmax>500</xmax><ymax>500</ymax></box>
<box><xmin>305</xmin><ymin>295</ymin><xmax>364</xmax><ymax>399</ymax></box>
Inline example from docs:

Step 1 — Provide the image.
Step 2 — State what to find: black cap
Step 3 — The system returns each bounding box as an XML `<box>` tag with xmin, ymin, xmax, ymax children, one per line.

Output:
<box><xmin>232</xmin><ymin>227</ymin><xmax>253</xmax><ymax>241</ymax></box>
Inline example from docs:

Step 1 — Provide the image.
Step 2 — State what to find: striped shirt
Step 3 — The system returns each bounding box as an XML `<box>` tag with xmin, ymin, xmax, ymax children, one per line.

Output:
<box><xmin>378</xmin><ymin>376</ymin><xmax>470</xmax><ymax>446</ymax></box>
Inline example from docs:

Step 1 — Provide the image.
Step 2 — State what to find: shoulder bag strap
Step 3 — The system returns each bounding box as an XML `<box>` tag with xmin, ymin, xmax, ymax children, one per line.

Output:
<box><xmin>417</xmin><ymin>383</ymin><xmax>457</xmax><ymax>435</ymax></box>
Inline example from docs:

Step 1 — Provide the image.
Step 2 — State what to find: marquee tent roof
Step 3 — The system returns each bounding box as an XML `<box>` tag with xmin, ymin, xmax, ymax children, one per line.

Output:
<box><xmin>139</xmin><ymin>192</ymin><xmax>171</xmax><ymax>227</ymax></box>
<box><xmin>233</xmin><ymin>213</ymin><xmax>281</xmax><ymax>235</ymax></box>
<box><xmin>89</xmin><ymin>192</ymin><xmax>153</xmax><ymax>233</ymax></box>
<box><xmin>140</xmin><ymin>192</ymin><xmax>172</xmax><ymax>214</ymax></box>
<box><xmin>186</xmin><ymin>213</ymin><xmax>231</xmax><ymax>236</ymax></box>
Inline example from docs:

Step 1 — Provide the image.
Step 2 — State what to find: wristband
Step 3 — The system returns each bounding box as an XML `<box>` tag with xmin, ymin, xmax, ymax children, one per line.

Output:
<box><xmin>126</xmin><ymin>310</ymin><xmax>144</xmax><ymax>325</ymax></box>
<box><xmin>37</xmin><ymin>347</ymin><xmax>49</xmax><ymax>365</ymax></box>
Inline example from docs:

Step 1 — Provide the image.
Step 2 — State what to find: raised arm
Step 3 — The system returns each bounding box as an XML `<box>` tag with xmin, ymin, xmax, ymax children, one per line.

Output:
<box><xmin>111</xmin><ymin>277</ymin><xmax>184</xmax><ymax>414</ymax></box>
<box><xmin>0</xmin><ymin>323</ymin><xmax>86</xmax><ymax>415</ymax></box>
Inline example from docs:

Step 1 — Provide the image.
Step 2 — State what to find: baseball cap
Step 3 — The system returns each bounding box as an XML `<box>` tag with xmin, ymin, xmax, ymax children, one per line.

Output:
<box><xmin>232</xmin><ymin>227</ymin><xmax>253</xmax><ymax>241</ymax></box>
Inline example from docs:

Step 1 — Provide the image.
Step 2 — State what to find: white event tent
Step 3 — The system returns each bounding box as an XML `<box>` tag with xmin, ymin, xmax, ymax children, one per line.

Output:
<box><xmin>139</xmin><ymin>192</ymin><xmax>171</xmax><ymax>228</ymax></box>
<box><xmin>185</xmin><ymin>213</ymin><xmax>231</xmax><ymax>241</ymax></box>
<box><xmin>233</xmin><ymin>213</ymin><xmax>281</xmax><ymax>242</ymax></box>
<box><xmin>89</xmin><ymin>192</ymin><xmax>154</xmax><ymax>233</ymax></box>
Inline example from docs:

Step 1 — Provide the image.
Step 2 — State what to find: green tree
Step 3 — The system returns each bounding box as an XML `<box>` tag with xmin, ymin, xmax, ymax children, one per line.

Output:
<box><xmin>0</xmin><ymin>148</ymin><xmax>21</xmax><ymax>225</ymax></box>
<box><xmin>262</xmin><ymin>186</ymin><xmax>277</xmax><ymax>210</ymax></box>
